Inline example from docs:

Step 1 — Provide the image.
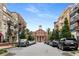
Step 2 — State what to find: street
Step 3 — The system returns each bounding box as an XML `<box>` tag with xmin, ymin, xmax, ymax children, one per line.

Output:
<box><xmin>6</xmin><ymin>42</ymin><xmax>72</xmax><ymax>56</ymax></box>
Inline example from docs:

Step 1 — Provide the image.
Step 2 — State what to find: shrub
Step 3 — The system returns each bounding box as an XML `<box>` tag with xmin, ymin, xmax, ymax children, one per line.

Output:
<box><xmin>0</xmin><ymin>49</ymin><xmax>7</xmax><ymax>54</ymax></box>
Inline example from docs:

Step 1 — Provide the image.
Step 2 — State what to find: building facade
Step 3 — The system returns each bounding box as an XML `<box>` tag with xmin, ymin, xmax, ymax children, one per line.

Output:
<box><xmin>0</xmin><ymin>3</ymin><xmax>27</xmax><ymax>44</ymax></box>
<box><xmin>70</xmin><ymin>3</ymin><xmax>79</xmax><ymax>41</ymax></box>
<box><xmin>0</xmin><ymin>3</ymin><xmax>13</xmax><ymax>43</ymax></box>
<box><xmin>32</xmin><ymin>26</ymin><xmax>48</xmax><ymax>42</ymax></box>
<box><xmin>9</xmin><ymin>12</ymin><xmax>27</xmax><ymax>43</ymax></box>
<box><xmin>54</xmin><ymin>6</ymin><xmax>72</xmax><ymax>31</ymax></box>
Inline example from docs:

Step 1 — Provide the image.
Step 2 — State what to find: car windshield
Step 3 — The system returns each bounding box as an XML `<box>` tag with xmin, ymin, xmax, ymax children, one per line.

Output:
<box><xmin>65</xmin><ymin>40</ymin><xmax>74</xmax><ymax>42</ymax></box>
<box><xmin>20</xmin><ymin>40</ymin><xmax>27</xmax><ymax>42</ymax></box>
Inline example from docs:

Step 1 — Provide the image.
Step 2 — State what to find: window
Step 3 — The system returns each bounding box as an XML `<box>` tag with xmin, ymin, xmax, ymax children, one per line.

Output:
<box><xmin>70</xmin><ymin>21</ymin><xmax>75</xmax><ymax>25</ymax></box>
<box><xmin>70</xmin><ymin>24</ymin><xmax>75</xmax><ymax>30</ymax></box>
<box><xmin>3</xmin><ymin>15</ymin><xmax>6</xmax><ymax>20</ymax></box>
<box><xmin>0</xmin><ymin>22</ymin><xmax>2</xmax><ymax>29</ymax></box>
<box><xmin>73</xmin><ymin>7</ymin><xmax>77</xmax><ymax>11</ymax></box>
<box><xmin>0</xmin><ymin>9</ymin><xmax>2</xmax><ymax>18</ymax></box>
<box><xmin>8</xmin><ymin>18</ymin><xmax>10</xmax><ymax>21</ymax></box>
<box><xmin>3</xmin><ymin>6</ymin><xmax>7</xmax><ymax>12</ymax></box>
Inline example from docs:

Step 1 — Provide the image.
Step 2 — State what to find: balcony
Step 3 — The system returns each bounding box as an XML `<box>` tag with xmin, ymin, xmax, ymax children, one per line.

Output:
<box><xmin>73</xmin><ymin>13</ymin><xmax>79</xmax><ymax>22</ymax></box>
<box><xmin>75</xmin><ymin>26</ymin><xmax>79</xmax><ymax>30</ymax></box>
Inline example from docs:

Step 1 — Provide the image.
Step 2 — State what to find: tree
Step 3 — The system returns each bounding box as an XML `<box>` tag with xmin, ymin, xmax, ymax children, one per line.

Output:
<box><xmin>53</xmin><ymin>29</ymin><xmax>60</xmax><ymax>40</ymax></box>
<box><xmin>28</xmin><ymin>32</ymin><xmax>34</xmax><ymax>41</ymax></box>
<box><xmin>60</xmin><ymin>18</ymin><xmax>71</xmax><ymax>38</ymax></box>
<box><xmin>49</xmin><ymin>30</ymin><xmax>54</xmax><ymax>40</ymax></box>
<box><xmin>19</xmin><ymin>29</ymin><xmax>26</xmax><ymax>39</ymax></box>
<box><xmin>47</xmin><ymin>28</ymin><xmax>51</xmax><ymax>40</ymax></box>
<box><xmin>25</xmin><ymin>29</ymin><xmax>30</xmax><ymax>39</ymax></box>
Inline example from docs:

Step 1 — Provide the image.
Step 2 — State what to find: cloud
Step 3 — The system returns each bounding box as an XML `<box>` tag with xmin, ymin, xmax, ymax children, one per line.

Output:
<box><xmin>25</xmin><ymin>5</ymin><xmax>57</xmax><ymax>20</ymax></box>
<box><xmin>25</xmin><ymin>6</ymin><xmax>40</xmax><ymax>13</ymax></box>
<box><xmin>37</xmin><ymin>13</ymin><xmax>58</xmax><ymax>19</ymax></box>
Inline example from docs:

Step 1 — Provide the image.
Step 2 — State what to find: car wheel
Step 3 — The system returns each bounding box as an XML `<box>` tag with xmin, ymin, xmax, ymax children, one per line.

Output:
<box><xmin>58</xmin><ymin>45</ymin><xmax>61</xmax><ymax>49</ymax></box>
<box><xmin>57</xmin><ymin>46</ymin><xmax>59</xmax><ymax>49</ymax></box>
<box><xmin>61</xmin><ymin>46</ymin><xmax>65</xmax><ymax>51</ymax></box>
<box><xmin>74</xmin><ymin>48</ymin><xmax>78</xmax><ymax>50</ymax></box>
<box><xmin>57</xmin><ymin>45</ymin><xmax>59</xmax><ymax>49</ymax></box>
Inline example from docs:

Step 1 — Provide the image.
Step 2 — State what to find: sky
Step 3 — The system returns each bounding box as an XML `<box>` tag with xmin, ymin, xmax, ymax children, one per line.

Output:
<box><xmin>7</xmin><ymin>3</ymin><xmax>71</xmax><ymax>31</ymax></box>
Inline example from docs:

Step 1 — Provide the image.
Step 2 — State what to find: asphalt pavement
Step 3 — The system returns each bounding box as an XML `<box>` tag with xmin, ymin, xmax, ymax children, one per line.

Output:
<box><xmin>6</xmin><ymin>42</ymin><xmax>72</xmax><ymax>56</ymax></box>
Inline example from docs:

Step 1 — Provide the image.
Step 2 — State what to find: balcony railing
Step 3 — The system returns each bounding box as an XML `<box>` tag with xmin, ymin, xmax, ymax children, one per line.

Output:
<box><xmin>75</xmin><ymin>26</ymin><xmax>79</xmax><ymax>30</ymax></box>
<box><xmin>73</xmin><ymin>13</ymin><xmax>79</xmax><ymax>22</ymax></box>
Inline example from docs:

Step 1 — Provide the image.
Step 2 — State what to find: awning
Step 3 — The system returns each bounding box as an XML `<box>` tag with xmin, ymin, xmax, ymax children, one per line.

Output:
<box><xmin>0</xmin><ymin>33</ymin><xmax>3</xmax><ymax>36</ymax></box>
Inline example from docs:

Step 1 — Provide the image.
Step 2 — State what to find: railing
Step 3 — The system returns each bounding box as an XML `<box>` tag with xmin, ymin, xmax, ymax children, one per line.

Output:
<box><xmin>74</xmin><ymin>13</ymin><xmax>79</xmax><ymax>22</ymax></box>
<box><xmin>75</xmin><ymin>26</ymin><xmax>79</xmax><ymax>30</ymax></box>
<box><xmin>71</xmin><ymin>13</ymin><xmax>79</xmax><ymax>23</ymax></box>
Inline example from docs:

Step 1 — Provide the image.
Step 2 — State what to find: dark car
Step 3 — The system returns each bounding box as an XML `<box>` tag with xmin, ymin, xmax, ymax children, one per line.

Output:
<box><xmin>49</xmin><ymin>41</ymin><xmax>53</xmax><ymax>46</ymax></box>
<box><xmin>48</xmin><ymin>40</ymin><xmax>59</xmax><ymax>47</ymax></box>
<box><xmin>58</xmin><ymin>38</ymin><xmax>78</xmax><ymax>51</ymax></box>
<box><xmin>52</xmin><ymin>40</ymin><xmax>59</xmax><ymax>47</ymax></box>
<box><xmin>45</xmin><ymin>41</ymin><xmax>51</xmax><ymax>45</ymax></box>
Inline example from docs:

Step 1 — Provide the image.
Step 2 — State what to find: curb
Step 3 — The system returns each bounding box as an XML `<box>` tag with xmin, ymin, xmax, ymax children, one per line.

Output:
<box><xmin>0</xmin><ymin>46</ymin><xmax>14</xmax><ymax>49</ymax></box>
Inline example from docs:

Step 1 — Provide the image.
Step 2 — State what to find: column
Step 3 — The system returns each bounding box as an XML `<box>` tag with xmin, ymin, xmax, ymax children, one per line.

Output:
<box><xmin>41</xmin><ymin>36</ymin><xmax>42</xmax><ymax>42</ymax></box>
<box><xmin>40</xmin><ymin>36</ymin><xmax>41</xmax><ymax>42</ymax></box>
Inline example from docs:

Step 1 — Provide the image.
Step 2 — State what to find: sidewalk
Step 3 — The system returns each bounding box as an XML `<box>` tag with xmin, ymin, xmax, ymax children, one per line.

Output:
<box><xmin>0</xmin><ymin>45</ymin><xmax>13</xmax><ymax>49</ymax></box>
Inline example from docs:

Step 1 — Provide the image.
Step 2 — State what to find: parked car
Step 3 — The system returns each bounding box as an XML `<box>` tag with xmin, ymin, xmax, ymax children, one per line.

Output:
<box><xmin>17</xmin><ymin>39</ymin><xmax>27</xmax><ymax>47</ymax></box>
<box><xmin>49</xmin><ymin>41</ymin><xmax>53</xmax><ymax>46</ymax></box>
<box><xmin>28</xmin><ymin>41</ymin><xmax>36</xmax><ymax>45</ymax></box>
<box><xmin>45</xmin><ymin>41</ymin><xmax>51</xmax><ymax>45</ymax></box>
<box><xmin>26</xmin><ymin>41</ymin><xmax>29</xmax><ymax>46</ymax></box>
<box><xmin>58</xmin><ymin>38</ymin><xmax>78</xmax><ymax>51</ymax></box>
<box><xmin>52</xmin><ymin>40</ymin><xmax>59</xmax><ymax>47</ymax></box>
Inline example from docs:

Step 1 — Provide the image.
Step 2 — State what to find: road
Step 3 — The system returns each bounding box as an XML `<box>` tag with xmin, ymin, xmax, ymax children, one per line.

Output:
<box><xmin>6</xmin><ymin>42</ymin><xmax>72</xmax><ymax>56</ymax></box>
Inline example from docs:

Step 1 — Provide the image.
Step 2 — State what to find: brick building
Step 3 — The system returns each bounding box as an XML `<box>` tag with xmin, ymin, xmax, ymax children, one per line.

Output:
<box><xmin>32</xmin><ymin>26</ymin><xmax>48</xmax><ymax>42</ymax></box>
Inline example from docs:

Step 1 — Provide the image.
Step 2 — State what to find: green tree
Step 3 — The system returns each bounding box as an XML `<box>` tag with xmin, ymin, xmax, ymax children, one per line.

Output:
<box><xmin>49</xmin><ymin>30</ymin><xmax>54</xmax><ymax>41</ymax></box>
<box><xmin>25</xmin><ymin>29</ymin><xmax>30</xmax><ymax>39</ymax></box>
<box><xmin>53</xmin><ymin>29</ymin><xmax>60</xmax><ymax>40</ymax></box>
<box><xmin>47</xmin><ymin>28</ymin><xmax>51</xmax><ymax>40</ymax></box>
<box><xmin>28</xmin><ymin>32</ymin><xmax>34</xmax><ymax>41</ymax></box>
<box><xmin>60</xmin><ymin>18</ymin><xmax>71</xmax><ymax>38</ymax></box>
<box><xmin>19</xmin><ymin>29</ymin><xmax>26</xmax><ymax>39</ymax></box>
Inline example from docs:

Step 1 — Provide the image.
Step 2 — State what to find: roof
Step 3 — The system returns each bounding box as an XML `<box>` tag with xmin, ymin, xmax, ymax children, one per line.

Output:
<box><xmin>35</xmin><ymin>29</ymin><xmax>47</xmax><ymax>33</ymax></box>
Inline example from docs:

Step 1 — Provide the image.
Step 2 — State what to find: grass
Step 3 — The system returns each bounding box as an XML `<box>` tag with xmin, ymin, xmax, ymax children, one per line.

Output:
<box><xmin>71</xmin><ymin>50</ymin><xmax>79</xmax><ymax>54</ymax></box>
<box><xmin>0</xmin><ymin>49</ymin><xmax>7</xmax><ymax>55</ymax></box>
